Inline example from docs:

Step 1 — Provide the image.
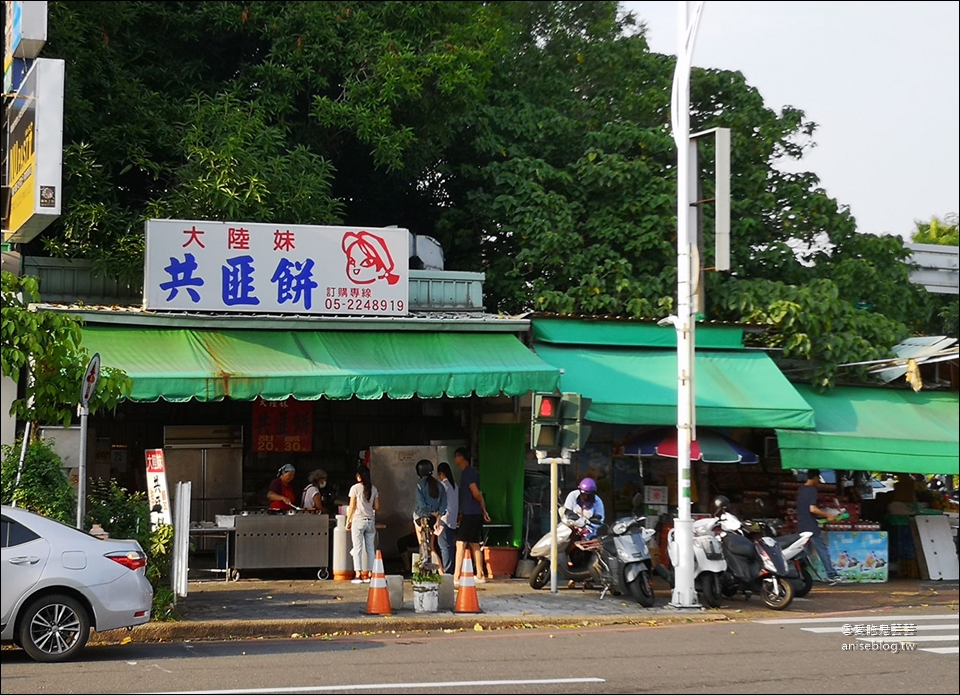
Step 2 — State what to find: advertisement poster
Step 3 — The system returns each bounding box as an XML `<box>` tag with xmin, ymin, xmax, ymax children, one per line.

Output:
<box><xmin>252</xmin><ymin>397</ymin><xmax>313</xmax><ymax>453</ymax></box>
<box><xmin>809</xmin><ymin>531</ymin><xmax>889</xmax><ymax>583</ymax></box>
<box><xmin>145</xmin><ymin>449</ymin><xmax>172</xmax><ymax>529</ymax></box>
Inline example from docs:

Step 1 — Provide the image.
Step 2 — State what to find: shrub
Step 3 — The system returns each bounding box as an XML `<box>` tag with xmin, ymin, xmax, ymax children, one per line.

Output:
<box><xmin>1</xmin><ymin>438</ymin><xmax>75</xmax><ymax>523</ymax></box>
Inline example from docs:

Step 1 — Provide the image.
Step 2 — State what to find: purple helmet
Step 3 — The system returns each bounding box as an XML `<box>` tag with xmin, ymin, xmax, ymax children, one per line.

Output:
<box><xmin>578</xmin><ymin>478</ymin><xmax>597</xmax><ymax>509</ymax></box>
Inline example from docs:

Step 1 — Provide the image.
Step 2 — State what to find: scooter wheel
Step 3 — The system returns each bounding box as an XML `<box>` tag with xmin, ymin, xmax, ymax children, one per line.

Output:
<box><xmin>795</xmin><ymin>567</ymin><xmax>813</xmax><ymax>598</ymax></box>
<box><xmin>628</xmin><ymin>569</ymin><xmax>655</xmax><ymax>607</ymax></box>
<box><xmin>529</xmin><ymin>559</ymin><xmax>550</xmax><ymax>590</ymax></box>
<box><xmin>697</xmin><ymin>573</ymin><xmax>722</xmax><ymax>608</ymax></box>
<box><xmin>761</xmin><ymin>576</ymin><xmax>794</xmax><ymax>610</ymax></box>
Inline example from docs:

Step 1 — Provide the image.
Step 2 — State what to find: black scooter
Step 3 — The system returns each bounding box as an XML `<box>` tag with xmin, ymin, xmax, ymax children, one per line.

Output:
<box><xmin>716</xmin><ymin>503</ymin><xmax>795</xmax><ymax>610</ymax></box>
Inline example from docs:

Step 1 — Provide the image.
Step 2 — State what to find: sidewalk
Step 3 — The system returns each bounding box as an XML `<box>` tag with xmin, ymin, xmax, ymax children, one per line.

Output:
<box><xmin>93</xmin><ymin>575</ymin><xmax>959</xmax><ymax>645</ymax></box>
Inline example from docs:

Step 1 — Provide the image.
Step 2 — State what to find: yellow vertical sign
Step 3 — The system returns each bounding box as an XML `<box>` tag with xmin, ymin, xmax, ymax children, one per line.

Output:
<box><xmin>7</xmin><ymin>92</ymin><xmax>37</xmax><ymax>234</ymax></box>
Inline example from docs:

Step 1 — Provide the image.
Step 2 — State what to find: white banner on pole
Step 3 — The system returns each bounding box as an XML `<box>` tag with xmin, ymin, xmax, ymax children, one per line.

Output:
<box><xmin>145</xmin><ymin>448</ymin><xmax>173</xmax><ymax>529</ymax></box>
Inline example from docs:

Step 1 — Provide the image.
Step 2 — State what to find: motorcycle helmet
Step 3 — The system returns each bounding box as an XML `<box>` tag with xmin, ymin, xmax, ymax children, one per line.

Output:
<box><xmin>578</xmin><ymin>477</ymin><xmax>597</xmax><ymax>508</ymax></box>
<box><xmin>713</xmin><ymin>495</ymin><xmax>730</xmax><ymax>512</ymax></box>
<box><xmin>415</xmin><ymin>459</ymin><xmax>434</xmax><ymax>478</ymax></box>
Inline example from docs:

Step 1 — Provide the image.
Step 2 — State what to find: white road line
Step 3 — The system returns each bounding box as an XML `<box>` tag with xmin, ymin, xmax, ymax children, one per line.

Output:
<box><xmin>856</xmin><ymin>635</ymin><xmax>959</xmax><ymax>643</ymax></box>
<box><xmin>755</xmin><ymin>614</ymin><xmax>959</xmax><ymax>625</ymax></box>
<box><xmin>919</xmin><ymin>646</ymin><xmax>960</xmax><ymax>654</ymax></box>
<box><xmin>801</xmin><ymin>624</ymin><xmax>959</xmax><ymax>634</ymax></box>
<box><xmin>140</xmin><ymin>677</ymin><xmax>606</xmax><ymax>695</ymax></box>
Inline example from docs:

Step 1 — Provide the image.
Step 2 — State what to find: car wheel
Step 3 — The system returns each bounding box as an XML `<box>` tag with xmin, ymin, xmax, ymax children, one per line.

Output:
<box><xmin>18</xmin><ymin>593</ymin><xmax>90</xmax><ymax>663</ymax></box>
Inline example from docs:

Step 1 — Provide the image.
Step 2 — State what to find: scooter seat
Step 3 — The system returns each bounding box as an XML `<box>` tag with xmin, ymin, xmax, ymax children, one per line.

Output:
<box><xmin>724</xmin><ymin>532</ymin><xmax>756</xmax><ymax>558</ymax></box>
<box><xmin>776</xmin><ymin>533</ymin><xmax>803</xmax><ymax>548</ymax></box>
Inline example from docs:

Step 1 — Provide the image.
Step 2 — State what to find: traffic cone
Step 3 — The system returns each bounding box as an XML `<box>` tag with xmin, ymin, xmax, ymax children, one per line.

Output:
<box><xmin>454</xmin><ymin>557</ymin><xmax>481</xmax><ymax>614</ymax></box>
<box><xmin>365</xmin><ymin>550</ymin><xmax>392</xmax><ymax>615</ymax></box>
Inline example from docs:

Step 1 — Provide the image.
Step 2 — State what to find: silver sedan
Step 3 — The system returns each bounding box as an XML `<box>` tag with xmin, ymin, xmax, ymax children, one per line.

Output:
<box><xmin>1</xmin><ymin>504</ymin><xmax>153</xmax><ymax>662</ymax></box>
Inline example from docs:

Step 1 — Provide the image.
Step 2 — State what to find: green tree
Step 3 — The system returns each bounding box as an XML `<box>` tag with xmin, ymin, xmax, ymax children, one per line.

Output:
<box><xmin>912</xmin><ymin>214</ymin><xmax>959</xmax><ymax>246</ymax></box>
<box><xmin>28</xmin><ymin>1</ymin><xmax>948</xmax><ymax>386</ymax></box>
<box><xmin>1</xmin><ymin>272</ymin><xmax>132</xmax><ymax>426</ymax></box>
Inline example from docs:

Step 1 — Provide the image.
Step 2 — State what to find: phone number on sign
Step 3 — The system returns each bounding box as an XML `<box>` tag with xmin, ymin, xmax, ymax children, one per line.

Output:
<box><xmin>324</xmin><ymin>298</ymin><xmax>405</xmax><ymax>313</ymax></box>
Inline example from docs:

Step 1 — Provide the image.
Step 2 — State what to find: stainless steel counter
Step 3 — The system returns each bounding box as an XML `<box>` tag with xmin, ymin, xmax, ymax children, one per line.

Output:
<box><xmin>215</xmin><ymin>511</ymin><xmax>330</xmax><ymax>580</ymax></box>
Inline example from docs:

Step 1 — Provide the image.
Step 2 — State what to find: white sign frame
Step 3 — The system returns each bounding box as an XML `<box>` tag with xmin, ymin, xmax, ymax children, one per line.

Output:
<box><xmin>144</xmin><ymin>219</ymin><xmax>410</xmax><ymax>317</ymax></box>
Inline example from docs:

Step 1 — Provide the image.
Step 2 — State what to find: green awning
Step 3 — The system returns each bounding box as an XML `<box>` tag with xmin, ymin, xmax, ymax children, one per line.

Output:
<box><xmin>532</xmin><ymin>344</ymin><xmax>815</xmax><ymax>429</ymax></box>
<box><xmin>81</xmin><ymin>326</ymin><xmax>560</xmax><ymax>402</ymax></box>
<box><xmin>776</xmin><ymin>385</ymin><xmax>959</xmax><ymax>475</ymax></box>
<box><xmin>532</xmin><ymin>317</ymin><xmax>745</xmax><ymax>349</ymax></box>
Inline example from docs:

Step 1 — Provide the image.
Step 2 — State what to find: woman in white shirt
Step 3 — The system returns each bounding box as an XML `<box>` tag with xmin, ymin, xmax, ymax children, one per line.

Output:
<box><xmin>346</xmin><ymin>465</ymin><xmax>380</xmax><ymax>583</ymax></box>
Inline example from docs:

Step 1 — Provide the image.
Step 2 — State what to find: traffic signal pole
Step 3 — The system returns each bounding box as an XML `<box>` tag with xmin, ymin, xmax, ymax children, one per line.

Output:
<box><xmin>669</xmin><ymin>0</ymin><xmax>705</xmax><ymax>609</ymax></box>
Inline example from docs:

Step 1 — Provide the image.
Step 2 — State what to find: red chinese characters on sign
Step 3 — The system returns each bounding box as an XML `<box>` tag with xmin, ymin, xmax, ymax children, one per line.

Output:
<box><xmin>253</xmin><ymin>398</ymin><xmax>313</xmax><ymax>453</ymax></box>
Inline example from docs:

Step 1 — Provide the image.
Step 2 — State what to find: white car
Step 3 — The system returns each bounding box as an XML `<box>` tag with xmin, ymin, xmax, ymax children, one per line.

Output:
<box><xmin>1</xmin><ymin>505</ymin><xmax>153</xmax><ymax>662</ymax></box>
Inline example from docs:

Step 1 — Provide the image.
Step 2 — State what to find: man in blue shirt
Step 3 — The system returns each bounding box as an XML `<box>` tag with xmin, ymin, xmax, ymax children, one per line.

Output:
<box><xmin>453</xmin><ymin>447</ymin><xmax>491</xmax><ymax>586</ymax></box>
<box><xmin>797</xmin><ymin>469</ymin><xmax>842</xmax><ymax>585</ymax></box>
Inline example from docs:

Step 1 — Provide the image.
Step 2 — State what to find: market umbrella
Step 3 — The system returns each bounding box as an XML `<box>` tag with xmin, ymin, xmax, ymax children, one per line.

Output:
<box><xmin>621</xmin><ymin>427</ymin><xmax>759</xmax><ymax>464</ymax></box>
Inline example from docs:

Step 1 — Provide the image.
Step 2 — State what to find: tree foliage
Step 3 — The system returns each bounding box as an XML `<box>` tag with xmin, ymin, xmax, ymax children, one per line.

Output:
<box><xmin>1</xmin><ymin>273</ymin><xmax>132</xmax><ymax>425</ymax></box>
<box><xmin>913</xmin><ymin>214</ymin><xmax>959</xmax><ymax>246</ymax></box>
<box><xmin>27</xmin><ymin>1</ymin><xmax>951</xmax><ymax>386</ymax></box>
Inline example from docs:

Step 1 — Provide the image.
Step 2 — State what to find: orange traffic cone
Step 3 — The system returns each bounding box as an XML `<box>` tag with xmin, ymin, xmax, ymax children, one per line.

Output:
<box><xmin>365</xmin><ymin>550</ymin><xmax>392</xmax><ymax>615</ymax></box>
<box><xmin>454</xmin><ymin>557</ymin><xmax>482</xmax><ymax>614</ymax></box>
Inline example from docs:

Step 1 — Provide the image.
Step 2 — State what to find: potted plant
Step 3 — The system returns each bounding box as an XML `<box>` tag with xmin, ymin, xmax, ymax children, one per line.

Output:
<box><xmin>411</xmin><ymin>557</ymin><xmax>442</xmax><ymax>613</ymax></box>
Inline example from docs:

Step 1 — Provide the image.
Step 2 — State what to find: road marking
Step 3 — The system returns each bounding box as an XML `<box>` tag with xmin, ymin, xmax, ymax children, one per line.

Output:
<box><xmin>801</xmin><ymin>624</ymin><xmax>959</xmax><ymax>634</ymax></box>
<box><xmin>919</xmin><ymin>646</ymin><xmax>960</xmax><ymax>654</ymax></box>
<box><xmin>757</xmin><ymin>613</ymin><xmax>959</xmax><ymax>657</ymax></box>
<box><xmin>141</xmin><ymin>677</ymin><xmax>606</xmax><ymax>695</ymax></box>
<box><xmin>855</xmin><ymin>635</ymin><xmax>958</xmax><ymax>643</ymax></box>
<box><xmin>754</xmin><ymin>613</ymin><xmax>958</xmax><ymax>625</ymax></box>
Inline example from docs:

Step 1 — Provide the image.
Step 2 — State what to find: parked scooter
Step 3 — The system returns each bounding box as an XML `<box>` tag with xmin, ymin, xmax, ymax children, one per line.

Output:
<box><xmin>658</xmin><ymin>516</ymin><xmax>727</xmax><ymax>608</ymax></box>
<box><xmin>596</xmin><ymin>514</ymin><xmax>658</xmax><ymax>607</ymax></box>
<box><xmin>713</xmin><ymin>496</ymin><xmax>796</xmax><ymax>610</ymax></box>
<box><xmin>745</xmin><ymin>500</ymin><xmax>814</xmax><ymax>598</ymax></box>
<box><xmin>529</xmin><ymin>507</ymin><xmax>658</xmax><ymax>607</ymax></box>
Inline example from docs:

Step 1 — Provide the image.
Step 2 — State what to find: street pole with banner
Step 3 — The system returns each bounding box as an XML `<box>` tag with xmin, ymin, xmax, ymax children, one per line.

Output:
<box><xmin>77</xmin><ymin>352</ymin><xmax>100</xmax><ymax>529</ymax></box>
<box><xmin>669</xmin><ymin>0</ymin><xmax>705</xmax><ymax>608</ymax></box>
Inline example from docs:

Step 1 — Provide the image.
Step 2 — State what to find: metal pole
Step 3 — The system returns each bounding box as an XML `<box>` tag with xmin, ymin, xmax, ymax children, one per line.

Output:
<box><xmin>670</xmin><ymin>0</ymin><xmax>705</xmax><ymax>609</ymax></box>
<box><xmin>76</xmin><ymin>405</ymin><xmax>89</xmax><ymax>529</ymax></box>
<box><xmin>550</xmin><ymin>456</ymin><xmax>558</xmax><ymax>594</ymax></box>
<box><xmin>12</xmin><ymin>420</ymin><xmax>31</xmax><ymax>507</ymax></box>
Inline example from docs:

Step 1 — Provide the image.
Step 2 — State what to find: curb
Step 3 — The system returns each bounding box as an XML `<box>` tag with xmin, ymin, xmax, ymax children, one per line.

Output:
<box><xmin>89</xmin><ymin>611</ymin><xmax>733</xmax><ymax>645</ymax></box>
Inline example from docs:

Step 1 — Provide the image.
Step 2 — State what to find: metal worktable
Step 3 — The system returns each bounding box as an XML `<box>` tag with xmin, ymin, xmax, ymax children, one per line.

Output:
<box><xmin>217</xmin><ymin>511</ymin><xmax>330</xmax><ymax>580</ymax></box>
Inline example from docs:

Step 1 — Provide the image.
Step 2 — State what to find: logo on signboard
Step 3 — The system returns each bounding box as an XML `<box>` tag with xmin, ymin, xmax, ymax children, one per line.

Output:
<box><xmin>341</xmin><ymin>231</ymin><xmax>400</xmax><ymax>285</ymax></box>
<box><xmin>39</xmin><ymin>185</ymin><xmax>56</xmax><ymax>207</ymax></box>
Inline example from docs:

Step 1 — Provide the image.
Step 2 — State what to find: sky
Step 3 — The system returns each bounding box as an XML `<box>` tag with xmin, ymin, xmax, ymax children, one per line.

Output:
<box><xmin>620</xmin><ymin>1</ymin><xmax>960</xmax><ymax>240</ymax></box>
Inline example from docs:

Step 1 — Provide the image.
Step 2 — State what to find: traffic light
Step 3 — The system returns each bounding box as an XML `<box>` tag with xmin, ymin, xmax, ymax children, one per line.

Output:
<box><xmin>531</xmin><ymin>392</ymin><xmax>562</xmax><ymax>451</ymax></box>
<box><xmin>558</xmin><ymin>392</ymin><xmax>592</xmax><ymax>452</ymax></box>
<box><xmin>530</xmin><ymin>392</ymin><xmax>592</xmax><ymax>453</ymax></box>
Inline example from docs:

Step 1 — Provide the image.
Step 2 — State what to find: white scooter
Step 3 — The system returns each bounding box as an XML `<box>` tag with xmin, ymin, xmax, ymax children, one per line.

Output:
<box><xmin>659</xmin><ymin>515</ymin><xmax>728</xmax><ymax>608</ymax></box>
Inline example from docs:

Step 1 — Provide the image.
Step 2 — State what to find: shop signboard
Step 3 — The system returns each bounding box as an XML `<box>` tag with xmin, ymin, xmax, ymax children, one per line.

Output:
<box><xmin>252</xmin><ymin>397</ymin><xmax>313</xmax><ymax>453</ymax></box>
<box><xmin>143</xmin><ymin>219</ymin><xmax>409</xmax><ymax>316</ymax></box>
<box><xmin>5</xmin><ymin>57</ymin><xmax>63</xmax><ymax>243</ymax></box>
<box><xmin>4</xmin><ymin>0</ymin><xmax>48</xmax><ymax>93</ymax></box>
<box><xmin>145</xmin><ymin>448</ymin><xmax>173</xmax><ymax>529</ymax></box>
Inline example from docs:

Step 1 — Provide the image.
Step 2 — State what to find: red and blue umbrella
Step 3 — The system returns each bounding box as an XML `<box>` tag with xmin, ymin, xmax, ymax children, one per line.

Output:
<box><xmin>621</xmin><ymin>427</ymin><xmax>759</xmax><ymax>464</ymax></box>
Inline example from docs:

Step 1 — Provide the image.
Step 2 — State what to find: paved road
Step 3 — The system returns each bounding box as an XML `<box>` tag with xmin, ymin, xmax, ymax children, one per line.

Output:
<box><xmin>754</xmin><ymin>612</ymin><xmax>960</xmax><ymax>656</ymax></box>
<box><xmin>3</xmin><ymin>607</ymin><xmax>958</xmax><ymax>694</ymax></box>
